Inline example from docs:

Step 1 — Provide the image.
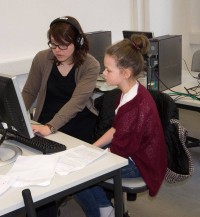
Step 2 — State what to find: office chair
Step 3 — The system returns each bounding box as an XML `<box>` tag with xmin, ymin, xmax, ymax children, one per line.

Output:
<box><xmin>191</xmin><ymin>50</ymin><xmax>200</xmax><ymax>72</ymax></box>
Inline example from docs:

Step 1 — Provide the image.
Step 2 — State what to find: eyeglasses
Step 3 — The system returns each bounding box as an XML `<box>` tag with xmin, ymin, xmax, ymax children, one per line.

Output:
<box><xmin>48</xmin><ymin>41</ymin><xmax>71</xmax><ymax>50</ymax></box>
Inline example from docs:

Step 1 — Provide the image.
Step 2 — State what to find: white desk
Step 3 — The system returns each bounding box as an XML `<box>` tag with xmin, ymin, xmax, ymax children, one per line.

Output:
<box><xmin>0</xmin><ymin>132</ymin><xmax>128</xmax><ymax>217</ymax></box>
<box><xmin>162</xmin><ymin>72</ymin><xmax>200</xmax><ymax>144</ymax></box>
<box><xmin>164</xmin><ymin>80</ymin><xmax>200</xmax><ymax>112</ymax></box>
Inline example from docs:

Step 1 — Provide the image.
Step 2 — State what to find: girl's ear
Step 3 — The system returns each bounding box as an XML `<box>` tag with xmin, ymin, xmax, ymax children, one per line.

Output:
<box><xmin>123</xmin><ymin>68</ymin><xmax>132</xmax><ymax>79</ymax></box>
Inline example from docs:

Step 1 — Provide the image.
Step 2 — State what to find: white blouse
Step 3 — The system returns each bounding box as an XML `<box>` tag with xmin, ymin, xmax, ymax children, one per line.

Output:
<box><xmin>115</xmin><ymin>81</ymin><xmax>139</xmax><ymax>114</ymax></box>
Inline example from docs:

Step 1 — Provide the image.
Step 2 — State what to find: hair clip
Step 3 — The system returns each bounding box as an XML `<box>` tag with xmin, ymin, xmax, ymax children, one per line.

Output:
<box><xmin>131</xmin><ymin>41</ymin><xmax>140</xmax><ymax>51</ymax></box>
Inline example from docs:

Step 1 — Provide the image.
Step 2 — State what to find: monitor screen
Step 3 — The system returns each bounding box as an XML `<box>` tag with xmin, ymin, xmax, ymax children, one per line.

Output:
<box><xmin>0</xmin><ymin>73</ymin><xmax>34</xmax><ymax>139</ymax></box>
<box><xmin>123</xmin><ymin>30</ymin><xmax>154</xmax><ymax>39</ymax></box>
<box><xmin>86</xmin><ymin>31</ymin><xmax>112</xmax><ymax>73</ymax></box>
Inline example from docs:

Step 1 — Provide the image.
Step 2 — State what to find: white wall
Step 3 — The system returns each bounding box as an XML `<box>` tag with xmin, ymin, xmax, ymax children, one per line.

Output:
<box><xmin>189</xmin><ymin>0</ymin><xmax>200</xmax><ymax>53</ymax></box>
<box><xmin>2</xmin><ymin>0</ymin><xmax>200</xmax><ymax>73</ymax></box>
<box><xmin>126</xmin><ymin>0</ymin><xmax>196</xmax><ymax>70</ymax></box>
<box><xmin>138</xmin><ymin>0</ymin><xmax>200</xmax><ymax>70</ymax></box>
<box><xmin>0</xmin><ymin>0</ymin><xmax>133</xmax><ymax>74</ymax></box>
<box><xmin>142</xmin><ymin>0</ymin><xmax>191</xmax><ymax>70</ymax></box>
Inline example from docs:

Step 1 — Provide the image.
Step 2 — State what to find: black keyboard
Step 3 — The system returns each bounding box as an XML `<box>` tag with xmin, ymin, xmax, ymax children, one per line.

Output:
<box><xmin>7</xmin><ymin>131</ymin><xmax>67</xmax><ymax>154</ymax></box>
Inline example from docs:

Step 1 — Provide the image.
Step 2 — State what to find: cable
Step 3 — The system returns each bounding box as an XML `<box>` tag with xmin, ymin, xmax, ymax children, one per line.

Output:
<box><xmin>0</xmin><ymin>127</ymin><xmax>7</xmax><ymax>145</ymax></box>
<box><xmin>183</xmin><ymin>86</ymin><xmax>200</xmax><ymax>100</ymax></box>
<box><xmin>148</xmin><ymin>66</ymin><xmax>200</xmax><ymax>101</ymax></box>
<box><xmin>182</xmin><ymin>58</ymin><xmax>200</xmax><ymax>80</ymax></box>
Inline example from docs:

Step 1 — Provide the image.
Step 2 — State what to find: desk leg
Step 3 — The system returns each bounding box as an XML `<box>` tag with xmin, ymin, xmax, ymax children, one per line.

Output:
<box><xmin>113</xmin><ymin>169</ymin><xmax>123</xmax><ymax>217</ymax></box>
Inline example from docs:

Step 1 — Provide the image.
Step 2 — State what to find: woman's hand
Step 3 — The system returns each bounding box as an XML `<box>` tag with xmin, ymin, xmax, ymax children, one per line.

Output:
<box><xmin>31</xmin><ymin>124</ymin><xmax>51</xmax><ymax>136</ymax></box>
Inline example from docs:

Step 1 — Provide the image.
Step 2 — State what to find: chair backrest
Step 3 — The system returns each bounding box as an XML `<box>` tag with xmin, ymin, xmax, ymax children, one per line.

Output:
<box><xmin>148</xmin><ymin>90</ymin><xmax>194</xmax><ymax>183</ymax></box>
<box><xmin>93</xmin><ymin>89</ymin><xmax>121</xmax><ymax>141</ymax></box>
<box><xmin>191</xmin><ymin>50</ymin><xmax>200</xmax><ymax>72</ymax></box>
<box><xmin>148</xmin><ymin>89</ymin><xmax>179</xmax><ymax>130</ymax></box>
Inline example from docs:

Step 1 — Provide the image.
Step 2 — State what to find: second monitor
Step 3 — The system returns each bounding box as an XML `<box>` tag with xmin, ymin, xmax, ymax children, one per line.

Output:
<box><xmin>86</xmin><ymin>31</ymin><xmax>112</xmax><ymax>73</ymax></box>
<box><xmin>123</xmin><ymin>30</ymin><xmax>154</xmax><ymax>39</ymax></box>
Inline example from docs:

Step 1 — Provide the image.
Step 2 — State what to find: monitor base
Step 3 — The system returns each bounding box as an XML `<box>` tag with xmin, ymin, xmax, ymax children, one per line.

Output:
<box><xmin>0</xmin><ymin>143</ymin><xmax>22</xmax><ymax>167</ymax></box>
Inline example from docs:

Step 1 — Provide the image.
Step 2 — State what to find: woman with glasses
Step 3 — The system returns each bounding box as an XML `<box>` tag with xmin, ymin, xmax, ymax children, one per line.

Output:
<box><xmin>22</xmin><ymin>16</ymin><xmax>100</xmax><ymax>143</ymax></box>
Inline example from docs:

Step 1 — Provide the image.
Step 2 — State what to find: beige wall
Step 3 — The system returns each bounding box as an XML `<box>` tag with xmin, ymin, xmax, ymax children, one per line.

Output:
<box><xmin>0</xmin><ymin>0</ymin><xmax>133</xmax><ymax>63</ymax></box>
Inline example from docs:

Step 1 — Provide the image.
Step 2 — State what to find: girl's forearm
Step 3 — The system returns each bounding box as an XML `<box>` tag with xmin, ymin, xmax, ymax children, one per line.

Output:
<box><xmin>93</xmin><ymin>127</ymin><xmax>116</xmax><ymax>148</ymax></box>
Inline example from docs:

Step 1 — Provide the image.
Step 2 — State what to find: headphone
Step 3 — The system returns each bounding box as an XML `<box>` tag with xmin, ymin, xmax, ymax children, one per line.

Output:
<box><xmin>50</xmin><ymin>16</ymin><xmax>84</xmax><ymax>49</ymax></box>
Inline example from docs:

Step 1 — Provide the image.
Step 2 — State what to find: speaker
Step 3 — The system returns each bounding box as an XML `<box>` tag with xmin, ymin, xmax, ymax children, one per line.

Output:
<box><xmin>50</xmin><ymin>16</ymin><xmax>84</xmax><ymax>49</ymax></box>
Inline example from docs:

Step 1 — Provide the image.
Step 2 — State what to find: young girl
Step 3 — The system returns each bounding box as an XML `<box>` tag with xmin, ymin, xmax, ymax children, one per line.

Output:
<box><xmin>75</xmin><ymin>34</ymin><xmax>167</xmax><ymax>217</ymax></box>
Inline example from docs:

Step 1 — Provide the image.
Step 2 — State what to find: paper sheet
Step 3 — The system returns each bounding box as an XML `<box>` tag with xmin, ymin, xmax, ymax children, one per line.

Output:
<box><xmin>0</xmin><ymin>175</ymin><xmax>16</xmax><ymax>195</ymax></box>
<box><xmin>7</xmin><ymin>154</ymin><xmax>60</xmax><ymax>187</ymax></box>
<box><xmin>1</xmin><ymin>145</ymin><xmax>107</xmax><ymax>194</ymax></box>
<box><xmin>56</xmin><ymin>145</ymin><xmax>107</xmax><ymax>175</ymax></box>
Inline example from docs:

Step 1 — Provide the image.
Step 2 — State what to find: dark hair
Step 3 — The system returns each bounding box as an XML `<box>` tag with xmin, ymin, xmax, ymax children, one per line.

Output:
<box><xmin>47</xmin><ymin>16</ymin><xmax>89</xmax><ymax>67</ymax></box>
<box><xmin>105</xmin><ymin>34</ymin><xmax>150</xmax><ymax>77</ymax></box>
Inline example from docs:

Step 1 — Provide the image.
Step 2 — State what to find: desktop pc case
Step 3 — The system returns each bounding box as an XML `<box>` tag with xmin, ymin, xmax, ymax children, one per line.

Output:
<box><xmin>147</xmin><ymin>35</ymin><xmax>182</xmax><ymax>91</ymax></box>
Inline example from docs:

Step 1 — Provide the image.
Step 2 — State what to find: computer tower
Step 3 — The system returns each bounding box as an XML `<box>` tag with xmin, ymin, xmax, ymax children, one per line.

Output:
<box><xmin>147</xmin><ymin>35</ymin><xmax>182</xmax><ymax>91</ymax></box>
<box><xmin>86</xmin><ymin>31</ymin><xmax>112</xmax><ymax>73</ymax></box>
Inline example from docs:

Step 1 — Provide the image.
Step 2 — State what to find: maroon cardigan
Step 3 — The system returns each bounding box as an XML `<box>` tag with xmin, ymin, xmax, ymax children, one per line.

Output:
<box><xmin>110</xmin><ymin>84</ymin><xmax>167</xmax><ymax>196</ymax></box>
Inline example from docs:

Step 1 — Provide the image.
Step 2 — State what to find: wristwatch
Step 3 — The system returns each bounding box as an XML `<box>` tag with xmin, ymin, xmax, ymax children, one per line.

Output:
<box><xmin>45</xmin><ymin>124</ymin><xmax>56</xmax><ymax>134</ymax></box>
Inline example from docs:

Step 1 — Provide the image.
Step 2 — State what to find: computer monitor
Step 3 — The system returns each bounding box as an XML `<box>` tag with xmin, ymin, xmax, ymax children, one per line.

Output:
<box><xmin>86</xmin><ymin>31</ymin><xmax>112</xmax><ymax>73</ymax></box>
<box><xmin>0</xmin><ymin>73</ymin><xmax>34</xmax><ymax>139</ymax></box>
<box><xmin>123</xmin><ymin>30</ymin><xmax>154</xmax><ymax>39</ymax></box>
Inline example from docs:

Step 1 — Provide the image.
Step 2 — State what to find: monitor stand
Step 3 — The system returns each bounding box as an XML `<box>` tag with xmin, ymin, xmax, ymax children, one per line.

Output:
<box><xmin>0</xmin><ymin>142</ymin><xmax>22</xmax><ymax>167</ymax></box>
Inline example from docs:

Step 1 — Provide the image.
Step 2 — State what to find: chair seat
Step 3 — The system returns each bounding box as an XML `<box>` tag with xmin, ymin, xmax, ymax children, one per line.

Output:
<box><xmin>102</xmin><ymin>177</ymin><xmax>148</xmax><ymax>194</ymax></box>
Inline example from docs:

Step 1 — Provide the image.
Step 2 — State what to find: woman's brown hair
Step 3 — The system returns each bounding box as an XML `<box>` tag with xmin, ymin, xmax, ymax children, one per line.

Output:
<box><xmin>47</xmin><ymin>16</ymin><xmax>89</xmax><ymax>67</ymax></box>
